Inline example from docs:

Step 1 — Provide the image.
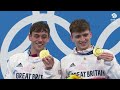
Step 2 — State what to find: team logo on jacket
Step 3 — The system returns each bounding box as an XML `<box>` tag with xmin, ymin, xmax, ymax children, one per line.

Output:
<box><xmin>70</xmin><ymin>63</ymin><xmax>76</xmax><ymax>67</ymax></box>
<box><xmin>16</xmin><ymin>63</ymin><xmax>23</xmax><ymax>67</ymax></box>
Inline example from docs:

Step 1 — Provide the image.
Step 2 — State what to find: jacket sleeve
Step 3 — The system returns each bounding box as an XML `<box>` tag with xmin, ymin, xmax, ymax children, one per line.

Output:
<box><xmin>4</xmin><ymin>59</ymin><xmax>14</xmax><ymax>79</ymax></box>
<box><xmin>103</xmin><ymin>50</ymin><xmax>120</xmax><ymax>79</ymax></box>
<box><xmin>60</xmin><ymin>57</ymin><xmax>68</xmax><ymax>79</ymax></box>
<box><xmin>42</xmin><ymin>58</ymin><xmax>61</xmax><ymax>79</ymax></box>
<box><xmin>4</xmin><ymin>53</ymin><xmax>21</xmax><ymax>79</ymax></box>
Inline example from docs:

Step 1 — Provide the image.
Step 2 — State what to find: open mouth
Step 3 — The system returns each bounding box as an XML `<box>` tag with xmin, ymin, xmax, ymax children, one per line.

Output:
<box><xmin>36</xmin><ymin>43</ymin><xmax>44</xmax><ymax>47</ymax></box>
<box><xmin>80</xmin><ymin>42</ymin><xmax>87</xmax><ymax>46</ymax></box>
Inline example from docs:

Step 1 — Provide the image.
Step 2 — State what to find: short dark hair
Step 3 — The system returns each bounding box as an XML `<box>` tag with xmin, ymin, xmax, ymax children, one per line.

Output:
<box><xmin>69</xmin><ymin>19</ymin><xmax>90</xmax><ymax>34</ymax></box>
<box><xmin>30</xmin><ymin>21</ymin><xmax>50</xmax><ymax>36</ymax></box>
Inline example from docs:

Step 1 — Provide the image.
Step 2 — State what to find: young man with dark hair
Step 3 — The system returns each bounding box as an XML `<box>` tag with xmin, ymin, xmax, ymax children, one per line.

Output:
<box><xmin>5</xmin><ymin>21</ymin><xmax>61</xmax><ymax>79</ymax></box>
<box><xmin>61</xmin><ymin>19</ymin><xmax>120</xmax><ymax>79</ymax></box>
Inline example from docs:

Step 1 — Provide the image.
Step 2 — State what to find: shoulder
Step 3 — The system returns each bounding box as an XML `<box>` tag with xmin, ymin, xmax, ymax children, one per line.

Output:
<box><xmin>10</xmin><ymin>53</ymin><xmax>27</xmax><ymax>60</ymax></box>
<box><xmin>8</xmin><ymin>53</ymin><xmax>27</xmax><ymax>64</ymax></box>
<box><xmin>61</xmin><ymin>53</ymin><xmax>74</xmax><ymax>62</ymax></box>
<box><xmin>53</xmin><ymin>57</ymin><xmax>60</xmax><ymax>63</ymax></box>
<box><xmin>6</xmin><ymin>53</ymin><xmax>26</xmax><ymax>68</ymax></box>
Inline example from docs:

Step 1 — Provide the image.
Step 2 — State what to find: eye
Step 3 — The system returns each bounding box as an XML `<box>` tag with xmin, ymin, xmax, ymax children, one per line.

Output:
<box><xmin>75</xmin><ymin>35</ymin><xmax>81</xmax><ymax>38</ymax></box>
<box><xmin>83</xmin><ymin>33</ymin><xmax>89</xmax><ymax>37</ymax></box>
<box><xmin>34</xmin><ymin>34</ymin><xmax>40</xmax><ymax>38</ymax></box>
<box><xmin>41</xmin><ymin>34</ymin><xmax>48</xmax><ymax>39</ymax></box>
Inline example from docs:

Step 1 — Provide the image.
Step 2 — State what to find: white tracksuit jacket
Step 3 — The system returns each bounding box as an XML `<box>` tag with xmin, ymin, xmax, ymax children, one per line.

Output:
<box><xmin>61</xmin><ymin>47</ymin><xmax>120</xmax><ymax>79</ymax></box>
<box><xmin>5</xmin><ymin>50</ymin><xmax>61</xmax><ymax>79</ymax></box>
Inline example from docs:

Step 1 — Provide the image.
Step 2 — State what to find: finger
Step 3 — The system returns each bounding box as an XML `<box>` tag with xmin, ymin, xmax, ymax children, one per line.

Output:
<box><xmin>42</xmin><ymin>57</ymin><xmax>54</xmax><ymax>70</ymax></box>
<box><xmin>99</xmin><ymin>55</ymin><xmax>114</xmax><ymax>61</ymax></box>
<box><xmin>42</xmin><ymin>58</ymin><xmax>50</xmax><ymax>65</ymax></box>
<box><xmin>100</xmin><ymin>53</ymin><xmax>113</xmax><ymax>57</ymax></box>
<box><xmin>45</xmin><ymin>56</ymin><xmax>54</xmax><ymax>64</ymax></box>
<box><xmin>101</xmin><ymin>52</ymin><xmax>113</xmax><ymax>57</ymax></box>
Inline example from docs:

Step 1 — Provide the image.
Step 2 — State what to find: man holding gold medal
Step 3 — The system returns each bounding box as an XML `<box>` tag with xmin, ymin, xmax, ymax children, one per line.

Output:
<box><xmin>5</xmin><ymin>21</ymin><xmax>61</xmax><ymax>79</ymax></box>
<box><xmin>61</xmin><ymin>19</ymin><xmax>120</xmax><ymax>79</ymax></box>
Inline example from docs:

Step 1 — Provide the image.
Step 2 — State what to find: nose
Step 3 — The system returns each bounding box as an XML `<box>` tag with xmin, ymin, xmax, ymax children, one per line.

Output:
<box><xmin>38</xmin><ymin>37</ymin><xmax>43</xmax><ymax>42</ymax></box>
<box><xmin>80</xmin><ymin>36</ymin><xmax>85</xmax><ymax>42</ymax></box>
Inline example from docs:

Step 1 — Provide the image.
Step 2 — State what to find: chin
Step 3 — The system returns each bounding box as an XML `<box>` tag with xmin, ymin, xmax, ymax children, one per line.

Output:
<box><xmin>81</xmin><ymin>46</ymin><xmax>88</xmax><ymax>50</ymax></box>
<box><xmin>37</xmin><ymin>45</ymin><xmax>44</xmax><ymax>49</ymax></box>
<box><xmin>36</xmin><ymin>47</ymin><xmax>43</xmax><ymax>51</ymax></box>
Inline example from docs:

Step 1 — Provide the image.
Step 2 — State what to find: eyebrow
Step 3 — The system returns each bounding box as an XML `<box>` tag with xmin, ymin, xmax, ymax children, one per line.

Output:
<box><xmin>75</xmin><ymin>33</ymin><xmax>89</xmax><ymax>36</ymax></box>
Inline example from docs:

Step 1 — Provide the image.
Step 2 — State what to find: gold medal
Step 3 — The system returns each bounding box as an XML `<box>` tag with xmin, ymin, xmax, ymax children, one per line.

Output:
<box><xmin>93</xmin><ymin>47</ymin><xmax>103</xmax><ymax>57</ymax></box>
<box><xmin>39</xmin><ymin>50</ymin><xmax>50</xmax><ymax>59</ymax></box>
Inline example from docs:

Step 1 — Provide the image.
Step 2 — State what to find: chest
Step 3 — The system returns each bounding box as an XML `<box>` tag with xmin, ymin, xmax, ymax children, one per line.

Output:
<box><xmin>12</xmin><ymin>57</ymin><xmax>44</xmax><ymax>79</ymax></box>
<box><xmin>67</xmin><ymin>55</ymin><xmax>104</xmax><ymax>67</ymax></box>
<box><xmin>65</xmin><ymin>55</ymin><xmax>106</xmax><ymax>79</ymax></box>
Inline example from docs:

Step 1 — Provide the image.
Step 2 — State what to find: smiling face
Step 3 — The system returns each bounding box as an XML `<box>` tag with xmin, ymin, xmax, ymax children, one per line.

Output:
<box><xmin>69</xmin><ymin>19</ymin><xmax>92</xmax><ymax>51</ymax></box>
<box><xmin>29</xmin><ymin>31</ymin><xmax>50</xmax><ymax>54</ymax></box>
<box><xmin>71</xmin><ymin>30</ymin><xmax>92</xmax><ymax>51</ymax></box>
<box><xmin>28</xmin><ymin>21</ymin><xmax>50</xmax><ymax>55</ymax></box>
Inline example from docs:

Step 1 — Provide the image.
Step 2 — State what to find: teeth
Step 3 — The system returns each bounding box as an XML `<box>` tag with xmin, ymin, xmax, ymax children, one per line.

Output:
<box><xmin>38</xmin><ymin>44</ymin><xmax>42</xmax><ymax>45</ymax></box>
<box><xmin>80</xmin><ymin>43</ymin><xmax>86</xmax><ymax>45</ymax></box>
<box><xmin>79</xmin><ymin>42</ymin><xmax>86</xmax><ymax>44</ymax></box>
<box><xmin>36</xmin><ymin>43</ymin><xmax>42</xmax><ymax>46</ymax></box>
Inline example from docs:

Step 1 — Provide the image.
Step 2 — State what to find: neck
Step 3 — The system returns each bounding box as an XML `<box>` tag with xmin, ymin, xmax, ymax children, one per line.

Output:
<box><xmin>76</xmin><ymin>45</ymin><xmax>92</xmax><ymax>51</ymax></box>
<box><xmin>29</xmin><ymin>48</ymin><xmax>40</xmax><ymax>57</ymax></box>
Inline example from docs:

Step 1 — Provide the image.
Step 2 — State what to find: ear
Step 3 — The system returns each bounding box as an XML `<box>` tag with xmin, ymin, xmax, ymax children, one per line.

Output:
<box><xmin>46</xmin><ymin>36</ymin><xmax>50</xmax><ymax>43</ymax></box>
<box><xmin>28</xmin><ymin>34</ymin><xmax>32</xmax><ymax>41</ymax></box>
<box><xmin>70</xmin><ymin>34</ymin><xmax>74</xmax><ymax>42</ymax></box>
<box><xmin>90</xmin><ymin>32</ymin><xmax>92</xmax><ymax>38</ymax></box>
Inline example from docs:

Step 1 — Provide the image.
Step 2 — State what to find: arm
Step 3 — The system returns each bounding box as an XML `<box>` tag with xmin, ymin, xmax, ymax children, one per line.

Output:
<box><xmin>4</xmin><ymin>53</ymin><xmax>23</xmax><ymax>79</ymax></box>
<box><xmin>98</xmin><ymin>50</ymin><xmax>120</xmax><ymax>79</ymax></box>
<box><xmin>42</xmin><ymin>57</ymin><xmax>61</xmax><ymax>79</ymax></box>
<box><xmin>4</xmin><ymin>59</ymin><xmax>14</xmax><ymax>79</ymax></box>
<box><xmin>104</xmin><ymin>56</ymin><xmax>120</xmax><ymax>79</ymax></box>
<box><xmin>60</xmin><ymin>58</ymin><xmax>68</xmax><ymax>79</ymax></box>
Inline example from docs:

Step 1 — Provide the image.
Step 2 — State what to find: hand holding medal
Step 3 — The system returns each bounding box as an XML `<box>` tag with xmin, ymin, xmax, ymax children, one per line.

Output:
<box><xmin>39</xmin><ymin>50</ymin><xmax>54</xmax><ymax>70</ymax></box>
